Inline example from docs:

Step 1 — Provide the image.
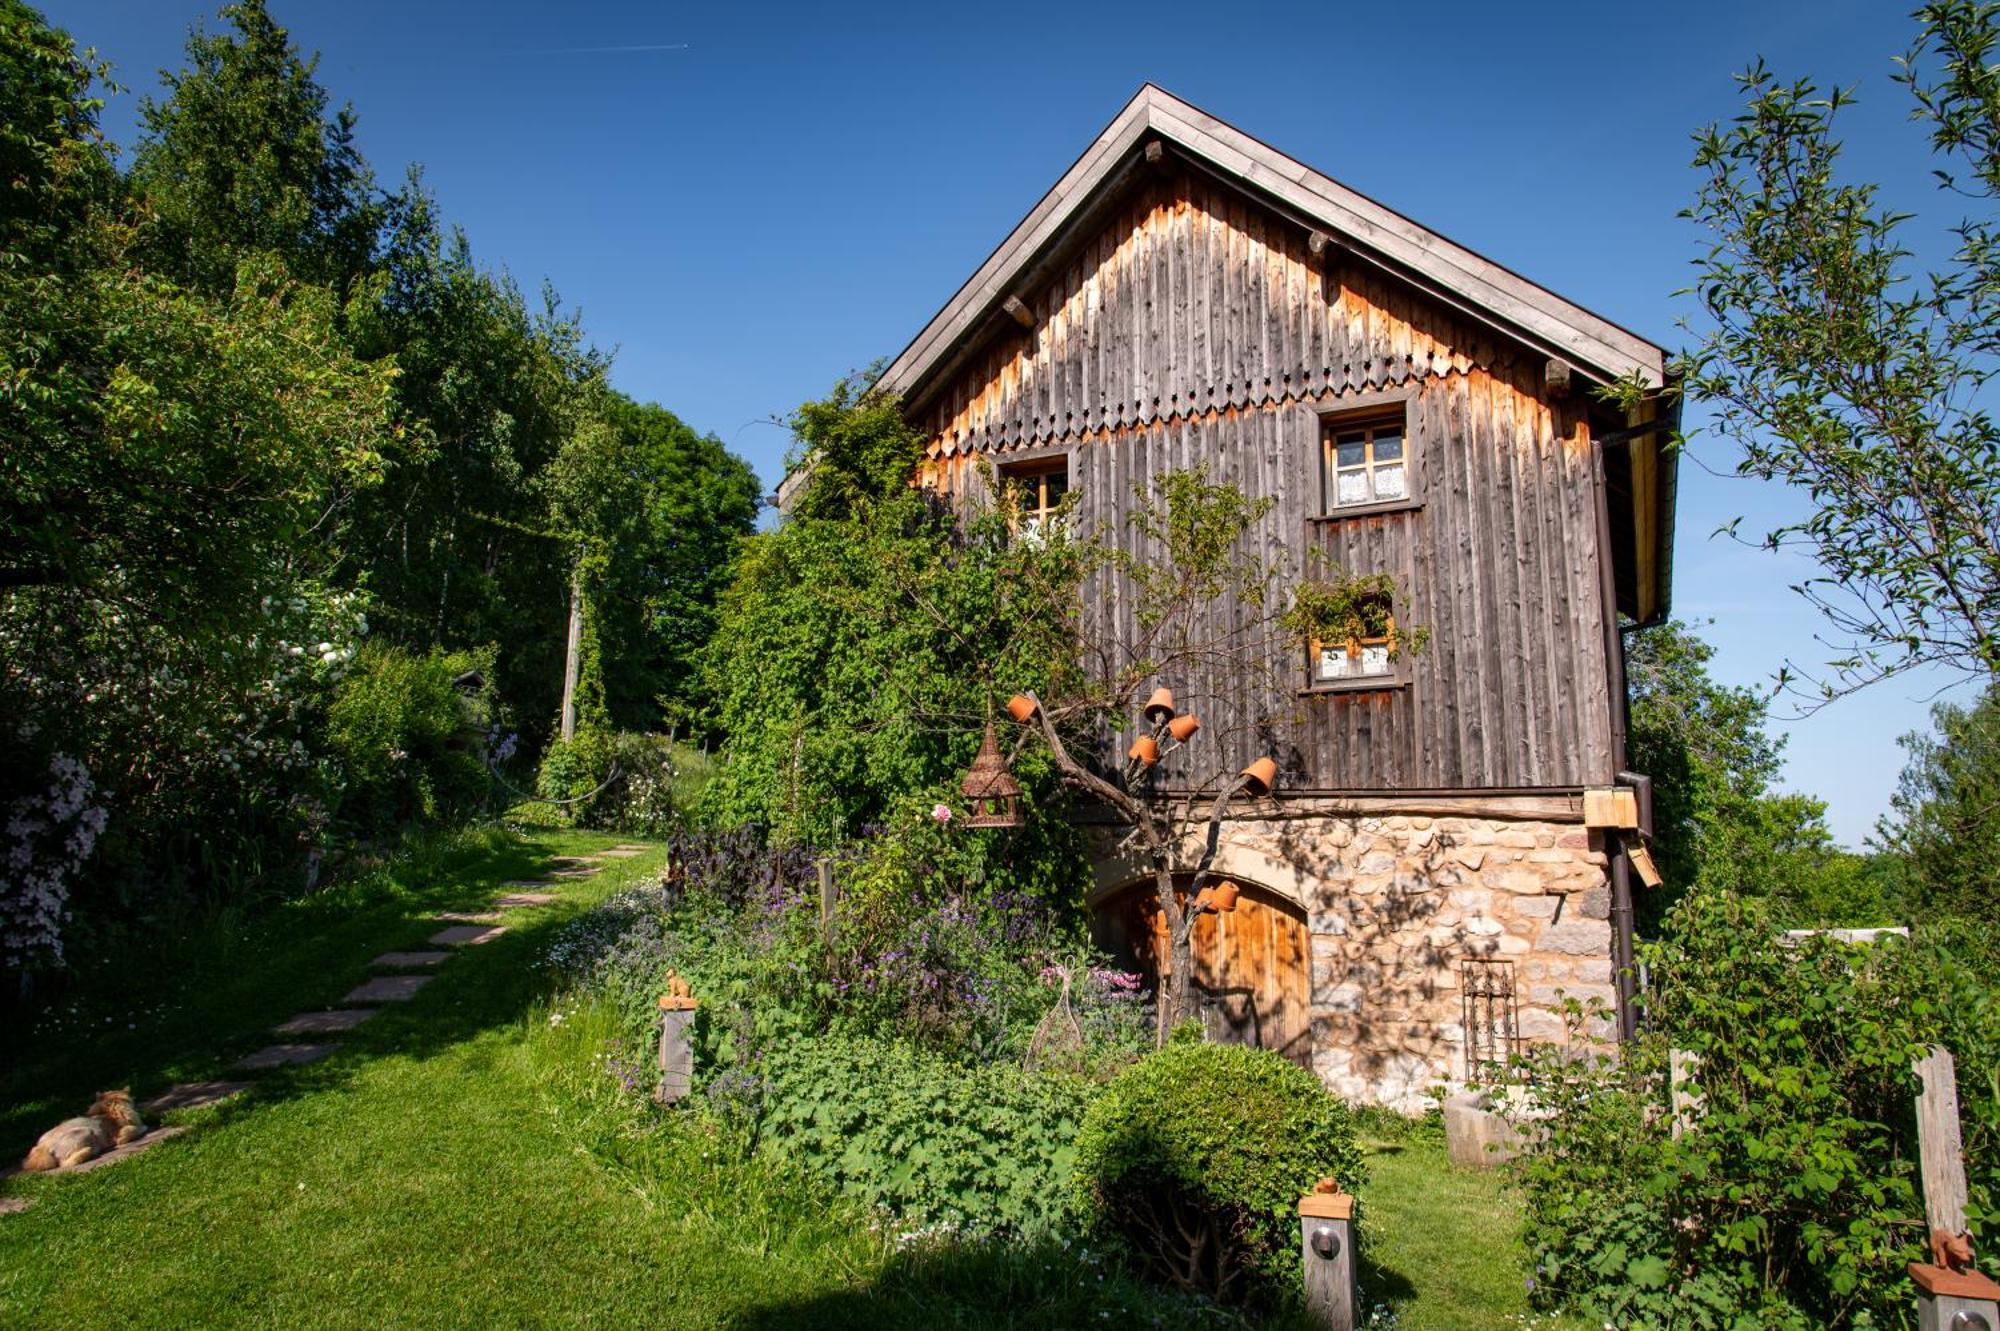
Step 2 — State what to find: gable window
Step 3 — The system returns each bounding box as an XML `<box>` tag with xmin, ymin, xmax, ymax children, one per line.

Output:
<box><xmin>1002</xmin><ymin>458</ymin><xmax>1071</xmax><ymax>541</ymax></box>
<box><xmin>1309</xmin><ymin>590</ymin><xmax>1398</xmax><ymax>685</ymax></box>
<box><xmin>1322</xmin><ymin>416</ymin><xmax>1407</xmax><ymax>511</ymax></box>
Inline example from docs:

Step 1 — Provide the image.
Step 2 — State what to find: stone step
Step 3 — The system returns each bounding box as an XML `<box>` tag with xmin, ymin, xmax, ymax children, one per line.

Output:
<box><xmin>61</xmin><ymin>1125</ymin><xmax>189</xmax><ymax>1174</ymax></box>
<box><xmin>500</xmin><ymin>879</ymin><xmax>555</xmax><ymax>889</ymax></box>
<box><xmin>236</xmin><ymin>1043</ymin><xmax>341</xmax><ymax>1071</ymax></box>
<box><xmin>371</xmin><ymin>951</ymin><xmax>448</xmax><ymax>969</ymax></box>
<box><xmin>432</xmin><ymin>911</ymin><xmax>504</xmax><ymax>924</ymax></box>
<box><xmin>273</xmin><ymin>1009</ymin><xmax>376</xmax><ymax>1036</ymax></box>
<box><xmin>493</xmin><ymin>892</ymin><xmax>556</xmax><ymax>908</ymax></box>
<box><xmin>0</xmin><ymin>1197</ymin><xmax>34</xmax><ymax>1215</ymax></box>
<box><xmin>546</xmin><ymin>867</ymin><xmax>599</xmax><ymax>879</ymax></box>
<box><xmin>141</xmin><ymin>1081</ymin><xmax>251</xmax><ymax>1114</ymax></box>
<box><xmin>429</xmin><ymin>924</ymin><xmax>506</xmax><ymax>947</ymax></box>
<box><xmin>343</xmin><ymin>975</ymin><xmax>431</xmax><ymax>1004</ymax></box>
<box><xmin>593</xmin><ymin>848</ymin><xmax>644</xmax><ymax>860</ymax></box>
<box><xmin>610</xmin><ymin>844</ymin><xmax>650</xmax><ymax>852</ymax></box>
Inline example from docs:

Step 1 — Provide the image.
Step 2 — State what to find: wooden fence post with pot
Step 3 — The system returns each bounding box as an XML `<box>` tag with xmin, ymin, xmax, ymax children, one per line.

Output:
<box><xmin>656</xmin><ymin>971</ymin><xmax>698</xmax><ymax>1105</ymax></box>
<box><xmin>1910</xmin><ymin>1045</ymin><xmax>2000</xmax><ymax>1330</ymax></box>
<box><xmin>1299</xmin><ymin>1181</ymin><xmax>1357</xmax><ymax>1331</ymax></box>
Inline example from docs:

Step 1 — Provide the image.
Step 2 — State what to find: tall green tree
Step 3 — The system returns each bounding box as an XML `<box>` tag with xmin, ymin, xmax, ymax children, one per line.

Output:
<box><xmin>1874</xmin><ymin>683</ymin><xmax>2000</xmax><ymax>918</ymax></box>
<box><xmin>128</xmin><ymin>0</ymin><xmax>380</xmax><ymax>297</ymax></box>
<box><xmin>1682</xmin><ymin>0</ymin><xmax>2000</xmax><ymax>703</ymax></box>
<box><xmin>1625</xmin><ymin>621</ymin><xmax>1889</xmax><ymax>926</ymax></box>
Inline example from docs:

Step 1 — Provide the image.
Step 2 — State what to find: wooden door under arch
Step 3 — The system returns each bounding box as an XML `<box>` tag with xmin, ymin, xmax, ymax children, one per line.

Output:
<box><xmin>1094</xmin><ymin>878</ymin><xmax>1312</xmax><ymax>1066</ymax></box>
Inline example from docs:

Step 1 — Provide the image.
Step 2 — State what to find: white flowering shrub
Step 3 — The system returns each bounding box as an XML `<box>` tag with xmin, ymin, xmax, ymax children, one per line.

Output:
<box><xmin>1</xmin><ymin>578</ymin><xmax>374</xmax><ymax>970</ymax></box>
<box><xmin>0</xmin><ymin>752</ymin><xmax>108</xmax><ymax>968</ymax></box>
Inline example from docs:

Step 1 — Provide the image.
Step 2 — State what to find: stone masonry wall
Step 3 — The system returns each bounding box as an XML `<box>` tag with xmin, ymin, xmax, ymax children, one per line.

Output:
<box><xmin>1214</xmin><ymin>812</ymin><xmax>1614</xmax><ymax>1112</ymax></box>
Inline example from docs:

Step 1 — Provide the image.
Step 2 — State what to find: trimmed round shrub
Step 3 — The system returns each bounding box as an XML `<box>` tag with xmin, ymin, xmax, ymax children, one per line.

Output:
<box><xmin>1072</xmin><ymin>1041</ymin><xmax>1363</xmax><ymax>1304</ymax></box>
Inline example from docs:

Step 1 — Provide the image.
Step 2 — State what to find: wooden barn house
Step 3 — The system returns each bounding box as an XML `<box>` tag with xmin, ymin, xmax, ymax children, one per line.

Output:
<box><xmin>868</xmin><ymin>85</ymin><xmax>1677</xmax><ymax>1110</ymax></box>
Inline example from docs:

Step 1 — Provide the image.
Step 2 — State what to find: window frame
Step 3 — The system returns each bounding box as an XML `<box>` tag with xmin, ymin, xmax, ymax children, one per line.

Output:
<box><xmin>1304</xmin><ymin>599</ymin><xmax>1408</xmax><ymax>692</ymax></box>
<box><xmin>1322</xmin><ymin>415</ymin><xmax>1410</xmax><ymax>514</ymax></box>
<box><xmin>1310</xmin><ymin>390</ymin><xmax>1422</xmax><ymax>522</ymax></box>
<box><xmin>999</xmin><ymin>454</ymin><xmax>1073</xmax><ymax>540</ymax></box>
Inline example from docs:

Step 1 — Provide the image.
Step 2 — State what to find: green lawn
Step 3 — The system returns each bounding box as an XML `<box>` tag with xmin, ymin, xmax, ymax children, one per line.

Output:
<box><xmin>0</xmin><ymin>827</ymin><xmax>1579</xmax><ymax>1328</ymax></box>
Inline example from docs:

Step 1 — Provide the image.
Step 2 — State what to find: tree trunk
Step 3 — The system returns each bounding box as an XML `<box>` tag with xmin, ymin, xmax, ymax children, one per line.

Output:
<box><xmin>559</xmin><ymin>563</ymin><xmax>583</xmax><ymax>741</ymax></box>
<box><xmin>1155</xmin><ymin>859</ymin><xmax>1195</xmax><ymax>1044</ymax></box>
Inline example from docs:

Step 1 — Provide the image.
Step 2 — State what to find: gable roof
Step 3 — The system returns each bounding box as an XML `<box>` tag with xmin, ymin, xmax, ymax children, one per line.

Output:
<box><xmin>878</xmin><ymin>84</ymin><xmax>1668</xmax><ymax>410</ymax></box>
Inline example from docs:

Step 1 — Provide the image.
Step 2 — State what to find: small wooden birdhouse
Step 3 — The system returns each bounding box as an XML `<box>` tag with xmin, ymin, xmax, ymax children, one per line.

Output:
<box><xmin>961</xmin><ymin>722</ymin><xmax>1025</xmax><ymax>829</ymax></box>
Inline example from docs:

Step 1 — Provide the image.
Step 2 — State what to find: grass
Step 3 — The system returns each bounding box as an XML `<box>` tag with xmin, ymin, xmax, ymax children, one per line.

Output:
<box><xmin>0</xmin><ymin>825</ymin><xmax>1583</xmax><ymax>1328</ymax></box>
<box><xmin>1357</xmin><ymin>1127</ymin><xmax>1595</xmax><ymax>1331</ymax></box>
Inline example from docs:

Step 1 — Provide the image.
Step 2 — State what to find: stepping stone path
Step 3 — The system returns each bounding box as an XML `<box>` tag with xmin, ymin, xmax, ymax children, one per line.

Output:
<box><xmin>501</xmin><ymin>880</ymin><xmax>554</xmax><ymax>889</ymax></box>
<box><xmin>235</xmin><ymin>1043</ymin><xmax>341</xmax><ymax>1071</ymax></box>
<box><xmin>430</xmin><ymin>924</ymin><xmax>506</xmax><ymax>946</ymax></box>
<box><xmin>275</xmin><ymin>1008</ymin><xmax>376</xmax><ymax>1035</ymax></box>
<box><xmin>65</xmin><ymin>1126</ymin><xmax>189</xmax><ymax>1174</ymax></box>
<box><xmin>141</xmin><ymin>1081</ymin><xmax>250</xmax><ymax>1114</ymax></box>
<box><xmin>4</xmin><ymin>874</ymin><xmax>528</xmax><ymax>1207</ymax></box>
<box><xmin>592</xmin><ymin>848</ymin><xmax>644</xmax><ymax>860</ymax></box>
<box><xmin>548</xmin><ymin>867</ymin><xmax>600</xmax><ymax>879</ymax></box>
<box><xmin>343</xmin><ymin>975</ymin><xmax>431</xmax><ymax>1004</ymax></box>
<box><xmin>371</xmin><ymin>951</ymin><xmax>447</xmax><ymax>968</ymax></box>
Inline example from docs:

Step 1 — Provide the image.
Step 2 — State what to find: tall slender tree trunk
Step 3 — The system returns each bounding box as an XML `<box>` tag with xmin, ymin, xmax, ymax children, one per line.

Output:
<box><xmin>559</xmin><ymin>562</ymin><xmax>583</xmax><ymax>741</ymax></box>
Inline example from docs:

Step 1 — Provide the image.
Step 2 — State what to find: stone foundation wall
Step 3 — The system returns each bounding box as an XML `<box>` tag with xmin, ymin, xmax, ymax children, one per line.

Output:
<box><xmin>1091</xmin><ymin>808</ymin><xmax>1617</xmax><ymax>1113</ymax></box>
<box><xmin>1266</xmin><ymin>814</ymin><xmax>1613</xmax><ymax>1111</ymax></box>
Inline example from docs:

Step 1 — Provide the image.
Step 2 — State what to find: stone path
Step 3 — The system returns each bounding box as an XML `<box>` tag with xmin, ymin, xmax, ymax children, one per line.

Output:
<box><xmin>275</xmin><ymin>1009</ymin><xmax>376</xmax><ymax>1035</ymax></box>
<box><xmin>1</xmin><ymin>846</ymin><xmax>664</xmax><ymax>1200</ymax></box>
<box><xmin>141</xmin><ymin>1081</ymin><xmax>250</xmax><ymax>1114</ymax></box>
<box><xmin>235</xmin><ymin>1043</ymin><xmax>340</xmax><ymax>1071</ymax></box>
<box><xmin>372</xmin><ymin>951</ymin><xmax>447</xmax><ymax>968</ymax></box>
<box><xmin>429</xmin><ymin>924</ymin><xmax>506</xmax><ymax>946</ymax></box>
<box><xmin>344</xmin><ymin>975</ymin><xmax>431</xmax><ymax>1004</ymax></box>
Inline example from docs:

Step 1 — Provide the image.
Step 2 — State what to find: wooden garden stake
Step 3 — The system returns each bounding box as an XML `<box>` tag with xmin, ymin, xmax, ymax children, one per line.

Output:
<box><xmin>817</xmin><ymin>859</ymin><xmax>836</xmax><ymax>936</ymax></box>
<box><xmin>655</xmin><ymin>972</ymin><xmax>698</xmax><ymax>1105</ymax></box>
<box><xmin>1910</xmin><ymin>1046</ymin><xmax>2000</xmax><ymax>1330</ymax></box>
<box><xmin>1299</xmin><ymin>1185</ymin><xmax>1356</xmax><ymax>1331</ymax></box>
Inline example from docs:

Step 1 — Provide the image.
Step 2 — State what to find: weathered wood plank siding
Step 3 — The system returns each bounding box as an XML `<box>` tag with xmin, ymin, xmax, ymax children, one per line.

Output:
<box><xmin>915</xmin><ymin>171</ymin><xmax>1616</xmax><ymax>790</ymax></box>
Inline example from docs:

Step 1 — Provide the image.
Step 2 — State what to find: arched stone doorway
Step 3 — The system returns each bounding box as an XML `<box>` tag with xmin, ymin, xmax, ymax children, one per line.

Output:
<box><xmin>1093</xmin><ymin>877</ymin><xmax>1312</xmax><ymax>1067</ymax></box>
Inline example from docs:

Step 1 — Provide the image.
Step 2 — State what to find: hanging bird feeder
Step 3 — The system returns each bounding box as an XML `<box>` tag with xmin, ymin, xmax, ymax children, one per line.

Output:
<box><xmin>961</xmin><ymin>722</ymin><xmax>1026</xmax><ymax>829</ymax></box>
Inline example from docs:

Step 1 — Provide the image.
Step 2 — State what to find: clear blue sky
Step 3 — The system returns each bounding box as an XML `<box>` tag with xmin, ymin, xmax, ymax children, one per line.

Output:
<box><xmin>48</xmin><ymin>0</ymin><xmax>1979</xmax><ymax>846</ymax></box>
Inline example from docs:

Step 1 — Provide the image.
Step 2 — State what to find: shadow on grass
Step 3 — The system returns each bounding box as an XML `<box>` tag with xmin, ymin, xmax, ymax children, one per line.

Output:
<box><xmin>0</xmin><ymin>823</ymin><xmax>658</xmax><ymax>1171</ymax></box>
<box><xmin>729</xmin><ymin>1236</ymin><xmax>1300</xmax><ymax>1331</ymax></box>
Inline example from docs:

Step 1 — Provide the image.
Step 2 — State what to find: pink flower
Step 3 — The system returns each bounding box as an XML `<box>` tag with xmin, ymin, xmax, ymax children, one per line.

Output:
<box><xmin>930</xmin><ymin>803</ymin><xmax>953</xmax><ymax>825</ymax></box>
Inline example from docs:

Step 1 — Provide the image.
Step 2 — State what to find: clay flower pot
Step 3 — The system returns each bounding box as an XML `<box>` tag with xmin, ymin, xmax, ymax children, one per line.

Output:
<box><xmin>1208</xmin><ymin>880</ymin><xmax>1241</xmax><ymax>912</ymax></box>
<box><xmin>1006</xmin><ymin>693</ymin><xmax>1039</xmax><ymax>724</ymax></box>
<box><xmin>1127</xmin><ymin>734</ymin><xmax>1160</xmax><ymax>766</ymax></box>
<box><xmin>1143</xmin><ymin>686</ymin><xmax>1177</xmax><ymax>724</ymax></box>
<box><xmin>1168</xmin><ymin>713</ymin><xmax>1201</xmax><ymax>743</ymax></box>
<box><xmin>1239</xmin><ymin>756</ymin><xmax>1278</xmax><ymax>798</ymax></box>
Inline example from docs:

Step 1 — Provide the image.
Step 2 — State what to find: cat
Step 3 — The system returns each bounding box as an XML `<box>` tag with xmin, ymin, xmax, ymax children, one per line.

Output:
<box><xmin>20</xmin><ymin>1089</ymin><xmax>147</xmax><ymax>1171</ymax></box>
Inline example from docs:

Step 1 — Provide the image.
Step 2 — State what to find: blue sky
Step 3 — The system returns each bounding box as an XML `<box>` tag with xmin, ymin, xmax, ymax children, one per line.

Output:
<box><xmin>48</xmin><ymin>0</ymin><xmax>1978</xmax><ymax>845</ymax></box>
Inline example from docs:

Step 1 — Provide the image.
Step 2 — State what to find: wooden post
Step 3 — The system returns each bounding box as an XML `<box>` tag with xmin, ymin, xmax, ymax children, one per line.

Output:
<box><xmin>1299</xmin><ymin>1190</ymin><xmax>1356</xmax><ymax>1331</ymax></box>
<box><xmin>1669</xmin><ymin>1049</ymin><xmax>1704</xmax><ymax>1140</ymax></box>
<box><xmin>656</xmin><ymin>973</ymin><xmax>698</xmax><ymax>1104</ymax></box>
<box><xmin>817</xmin><ymin>859</ymin><xmax>836</xmax><ymax>936</ymax></box>
<box><xmin>1910</xmin><ymin>1046</ymin><xmax>2000</xmax><ymax>1329</ymax></box>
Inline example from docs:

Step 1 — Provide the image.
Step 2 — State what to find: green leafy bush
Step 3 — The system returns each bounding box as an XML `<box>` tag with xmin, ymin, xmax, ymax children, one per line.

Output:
<box><xmin>1517</xmin><ymin>891</ymin><xmax>2000</xmax><ymax>1329</ymax></box>
<box><xmin>759</xmin><ymin>1035</ymin><xmax>1092</xmax><ymax>1237</ymax></box>
<box><xmin>325</xmin><ymin>644</ymin><xmax>491</xmax><ymax>836</ymax></box>
<box><xmin>1073</xmin><ymin>1041</ymin><xmax>1364</xmax><ymax>1305</ymax></box>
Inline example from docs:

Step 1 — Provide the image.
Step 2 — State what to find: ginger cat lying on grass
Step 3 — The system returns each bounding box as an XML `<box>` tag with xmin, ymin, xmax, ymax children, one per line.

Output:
<box><xmin>21</xmin><ymin>1089</ymin><xmax>147</xmax><ymax>1171</ymax></box>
